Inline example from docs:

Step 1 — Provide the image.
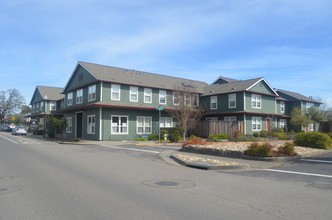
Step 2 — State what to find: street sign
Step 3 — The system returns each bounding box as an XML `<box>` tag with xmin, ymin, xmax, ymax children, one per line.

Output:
<box><xmin>156</xmin><ymin>107</ymin><xmax>164</xmax><ymax>111</ymax></box>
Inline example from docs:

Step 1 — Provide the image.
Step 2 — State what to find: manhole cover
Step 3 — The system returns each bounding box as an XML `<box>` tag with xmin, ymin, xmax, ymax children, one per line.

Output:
<box><xmin>155</xmin><ymin>181</ymin><xmax>179</xmax><ymax>186</ymax></box>
<box><xmin>142</xmin><ymin>179</ymin><xmax>195</xmax><ymax>189</ymax></box>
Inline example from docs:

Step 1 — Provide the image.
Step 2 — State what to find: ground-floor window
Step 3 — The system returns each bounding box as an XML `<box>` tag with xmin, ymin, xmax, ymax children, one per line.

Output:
<box><xmin>137</xmin><ymin>116</ymin><xmax>152</xmax><ymax>134</ymax></box>
<box><xmin>224</xmin><ymin>116</ymin><xmax>236</xmax><ymax>122</ymax></box>
<box><xmin>280</xmin><ymin>119</ymin><xmax>287</xmax><ymax>129</ymax></box>
<box><xmin>308</xmin><ymin>123</ymin><xmax>314</xmax><ymax>132</ymax></box>
<box><xmin>87</xmin><ymin>115</ymin><xmax>95</xmax><ymax>134</ymax></box>
<box><xmin>66</xmin><ymin>117</ymin><xmax>72</xmax><ymax>133</ymax></box>
<box><xmin>111</xmin><ymin>115</ymin><xmax>128</xmax><ymax>134</ymax></box>
<box><xmin>160</xmin><ymin>117</ymin><xmax>173</xmax><ymax>128</ymax></box>
<box><xmin>252</xmin><ymin>117</ymin><xmax>262</xmax><ymax>131</ymax></box>
<box><xmin>205</xmin><ymin>117</ymin><xmax>218</xmax><ymax>121</ymax></box>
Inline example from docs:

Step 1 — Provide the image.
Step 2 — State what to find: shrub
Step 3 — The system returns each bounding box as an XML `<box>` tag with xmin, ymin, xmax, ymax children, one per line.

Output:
<box><xmin>168</xmin><ymin>128</ymin><xmax>182</xmax><ymax>142</ymax></box>
<box><xmin>149</xmin><ymin>134</ymin><xmax>159</xmax><ymax>141</ymax></box>
<box><xmin>259</xmin><ymin>130</ymin><xmax>268</xmax><ymax>138</ymax></box>
<box><xmin>278</xmin><ymin>142</ymin><xmax>296</xmax><ymax>156</ymax></box>
<box><xmin>135</xmin><ymin>137</ymin><xmax>147</xmax><ymax>141</ymax></box>
<box><xmin>253</xmin><ymin>132</ymin><xmax>260</xmax><ymax>137</ymax></box>
<box><xmin>294</xmin><ymin>132</ymin><xmax>332</xmax><ymax>149</ymax></box>
<box><xmin>207</xmin><ymin>133</ymin><xmax>229</xmax><ymax>142</ymax></box>
<box><xmin>231</xmin><ymin>130</ymin><xmax>244</xmax><ymax>142</ymax></box>
<box><xmin>182</xmin><ymin>137</ymin><xmax>206</xmax><ymax>147</ymax></box>
<box><xmin>272</xmin><ymin>132</ymin><xmax>289</xmax><ymax>140</ymax></box>
<box><xmin>244</xmin><ymin>142</ymin><xmax>275</xmax><ymax>157</ymax></box>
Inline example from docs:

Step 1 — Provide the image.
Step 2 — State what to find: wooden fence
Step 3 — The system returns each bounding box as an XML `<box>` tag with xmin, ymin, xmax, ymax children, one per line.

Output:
<box><xmin>190</xmin><ymin>121</ymin><xmax>243</xmax><ymax>138</ymax></box>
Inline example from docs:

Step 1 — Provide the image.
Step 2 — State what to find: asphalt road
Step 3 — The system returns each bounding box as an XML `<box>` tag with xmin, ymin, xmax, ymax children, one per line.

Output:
<box><xmin>0</xmin><ymin>133</ymin><xmax>331</xmax><ymax>220</ymax></box>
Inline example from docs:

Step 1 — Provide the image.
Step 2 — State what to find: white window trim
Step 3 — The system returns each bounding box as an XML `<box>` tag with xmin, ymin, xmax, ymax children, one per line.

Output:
<box><xmin>224</xmin><ymin>116</ymin><xmax>236</xmax><ymax>122</ymax></box>
<box><xmin>88</xmin><ymin>84</ymin><xmax>96</xmax><ymax>101</ymax></box>
<box><xmin>184</xmin><ymin>93</ymin><xmax>191</xmax><ymax>106</ymax></box>
<box><xmin>252</xmin><ymin>94</ymin><xmax>262</xmax><ymax>109</ymax></box>
<box><xmin>252</xmin><ymin>117</ymin><xmax>262</xmax><ymax>131</ymax></box>
<box><xmin>173</xmin><ymin>91</ymin><xmax>180</xmax><ymax>105</ymax></box>
<box><xmin>130</xmin><ymin>86</ymin><xmax>138</xmax><ymax>102</ymax></box>
<box><xmin>144</xmin><ymin>88</ymin><xmax>152</xmax><ymax>103</ymax></box>
<box><xmin>67</xmin><ymin>92</ymin><xmax>73</xmax><ymax>106</ymax></box>
<box><xmin>160</xmin><ymin>117</ymin><xmax>173</xmax><ymax>128</ymax></box>
<box><xmin>50</xmin><ymin>101</ymin><xmax>56</xmax><ymax>111</ymax></box>
<box><xmin>111</xmin><ymin>84</ymin><xmax>121</xmax><ymax>101</ymax></box>
<box><xmin>66</xmin><ymin>117</ymin><xmax>72</xmax><ymax>133</ymax></box>
<box><xmin>280</xmin><ymin>101</ymin><xmax>285</xmax><ymax>113</ymax></box>
<box><xmin>76</xmin><ymin>89</ymin><xmax>83</xmax><ymax>104</ymax></box>
<box><xmin>280</xmin><ymin>119</ymin><xmax>287</xmax><ymax>128</ymax></box>
<box><xmin>228</xmin><ymin>93</ymin><xmax>236</xmax><ymax>108</ymax></box>
<box><xmin>210</xmin><ymin>96</ymin><xmax>217</xmax><ymax>110</ymax></box>
<box><xmin>159</xmin><ymin>90</ymin><xmax>167</xmax><ymax>105</ymax></box>
<box><xmin>136</xmin><ymin>116</ymin><xmax>152</xmax><ymax>134</ymax></box>
<box><xmin>87</xmin><ymin>115</ymin><xmax>96</xmax><ymax>134</ymax></box>
<box><xmin>205</xmin><ymin>117</ymin><xmax>218</xmax><ymax>121</ymax></box>
<box><xmin>111</xmin><ymin>115</ymin><xmax>128</xmax><ymax>135</ymax></box>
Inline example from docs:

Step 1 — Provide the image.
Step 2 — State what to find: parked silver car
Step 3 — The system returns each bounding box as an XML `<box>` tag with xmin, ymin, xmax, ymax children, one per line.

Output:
<box><xmin>12</xmin><ymin>126</ymin><xmax>27</xmax><ymax>135</ymax></box>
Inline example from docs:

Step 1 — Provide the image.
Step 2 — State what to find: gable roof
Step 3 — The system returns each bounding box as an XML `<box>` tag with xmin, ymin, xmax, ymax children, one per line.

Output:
<box><xmin>211</xmin><ymin>76</ymin><xmax>239</xmax><ymax>85</ymax></box>
<box><xmin>202</xmin><ymin>77</ymin><xmax>278</xmax><ymax>96</ymax></box>
<box><xmin>276</xmin><ymin>89</ymin><xmax>322</xmax><ymax>104</ymax></box>
<box><xmin>30</xmin><ymin>86</ymin><xmax>64</xmax><ymax>105</ymax></box>
<box><xmin>73</xmin><ymin>61</ymin><xmax>208</xmax><ymax>93</ymax></box>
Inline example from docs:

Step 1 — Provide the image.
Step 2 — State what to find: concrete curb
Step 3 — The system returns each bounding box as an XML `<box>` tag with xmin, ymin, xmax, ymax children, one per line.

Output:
<box><xmin>168</xmin><ymin>153</ymin><xmax>249</xmax><ymax>170</ymax></box>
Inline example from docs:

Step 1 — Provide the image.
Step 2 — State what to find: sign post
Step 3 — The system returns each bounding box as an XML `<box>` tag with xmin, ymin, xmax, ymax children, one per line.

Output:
<box><xmin>156</xmin><ymin>106</ymin><xmax>164</xmax><ymax>143</ymax></box>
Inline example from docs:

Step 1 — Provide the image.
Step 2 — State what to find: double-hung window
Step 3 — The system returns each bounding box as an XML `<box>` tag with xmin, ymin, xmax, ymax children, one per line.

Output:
<box><xmin>252</xmin><ymin>117</ymin><xmax>262</xmax><ymax>131</ymax></box>
<box><xmin>88</xmin><ymin>85</ymin><xmax>96</xmax><ymax>101</ymax></box>
<box><xmin>160</xmin><ymin>117</ymin><xmax>173</xmax><ymax>128</ymax></box>
<box><xmin>159</xmin><ymin>90</ymin><xmax>166</xmax><ymax>105</ymax></box>
<box><xmin>252</xmin><ymin>94</ymin><xmax>261</xmax><ymax>109</ymax></box>
<box><xmin>50</xmin><ymin>101</ymin><xmax>56</xmax><ymax>111</ymax></box>
<box><xmin>111</xmin><ymin>115</ymin><xmax>128</xmax><ymax>134</ymax></box>
<box><xmin>87</xmin><ymin>115</ymin><xmax>95</xmax><ymax>134</ymax></box>
<box><xmin>76</xmin><ymin>89</ymin><xmax>83</xmax><ymax>104</ymax></box>
<box><xmin>229</xmin><ymin>93</ymin><xmax>236</xmax><ymax>108</ymax></box>
<box><xmin>111</xmin><ymin>84</ymin><xmax>120</xmax><ymax>101</ymax></box>
<box><xmin>137</xmin><ymin>116</ymin><xmax>152</xmax><ymax>134</ymax></box>
<box><xmin>210</xmin><ymin>96</ymin><xmax>217</xmax><ymax>110</ymax></box>
<box><xmin>280</xmin><ymin>101</ymin><xmax>285</xmax><ymax>113</ymax></box>
<box><xmin>173</xmin><ymin>91</ymin><xmax>180</xmax><ymax>105</ymax></box>
<box><xmin>40</xmin><ymin>101</ymin><xmax>44</xmax><ymax>111</ymax></box>
<box><xmin>67</xmin><ymin>92</ymin><xmax>73</xmax><ymax>106</ymax></box>
<box><xmin>130</xmin><ymin>86</ymin><xmax>138</xmax><ymax>102</ymax></box>
<box><xmin>144</xmin><ymin>88</ymin><xmax>152</xmax><ymax>103</ymax></box>
<box><xmin>184</xmin><ymin>93</ymin><xmax>191</xmax><ymax>106</ymax></box>
<box><xmin>66</xmin><ymin>117</ymin><xmax>72</xmax><ymax>133</ymax></box>
<box><xmin>224</xmin><ymin>116</ymin><xmax>236</xmax><ymax>122</ymax></box>
<box><xmin>280</xmin><ymin>119</ymin><xmax>287</xmax><ymax>128</ymax></box>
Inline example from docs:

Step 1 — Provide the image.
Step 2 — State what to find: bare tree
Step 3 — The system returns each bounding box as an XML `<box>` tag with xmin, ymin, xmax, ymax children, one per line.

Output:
<box><xmin>0</xmin><ymin>89</ymin><xmax>25</xmax><ymax>125</ymax></box>
<box><xmin>165</xmin><ymin>84</ymin><xmax>204</xmax><ymax>141</ymax></box>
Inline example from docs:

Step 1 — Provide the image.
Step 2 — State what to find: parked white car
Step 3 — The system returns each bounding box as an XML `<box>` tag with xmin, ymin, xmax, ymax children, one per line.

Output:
<box><xmin>12</xmin><ymin>126</ymin><xmax>27</xmax><ymax>135</ymax></box>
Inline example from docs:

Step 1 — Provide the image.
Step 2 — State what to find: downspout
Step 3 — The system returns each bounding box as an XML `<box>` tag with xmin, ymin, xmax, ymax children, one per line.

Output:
<box><xmin>99</xmin><ymin>107</ymin><xmax>102</xmax><ymax>141</ymax></box>
<box><xmin>243</xmin><ymin>92</ymin><xmax>246</xmax><ymax>135</ymax></box>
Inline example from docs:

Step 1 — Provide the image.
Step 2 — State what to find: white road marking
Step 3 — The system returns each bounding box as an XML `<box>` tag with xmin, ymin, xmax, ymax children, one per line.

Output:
<box><xmin>14</xmin><ymin>136</ymin><xmax>41</xmax><ymax>144</ymax></box>
<box><xmin>0</xmin><ymin>135</ymin><xmax>18</xmax><ymax>144</ymax></box>
<box><xmin>300</xmin><ymin>159</ymin><xmax>332</xmax><ymax>164</ymax></box>
<box><xmin>263</xmin><ymin>169</ymin><xmax>332</xmax><ymax>178</ymax></box>
<box><xmin>102</xmin><ymin>145</ymin><xmax>160</xmax><ymax>154</ymax></box>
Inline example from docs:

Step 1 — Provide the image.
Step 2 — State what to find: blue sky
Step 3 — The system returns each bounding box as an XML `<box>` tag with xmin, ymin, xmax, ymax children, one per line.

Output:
<box><xmin>1</xmin><ymin>0</ymin><xmax>331</xmax><ymax>106</ymax></box>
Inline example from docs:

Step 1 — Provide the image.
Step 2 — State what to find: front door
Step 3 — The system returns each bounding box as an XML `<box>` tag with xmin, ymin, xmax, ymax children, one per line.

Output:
<box><xmin>76</xmin><ymin>112</ymin><xmax>83</xmax><ymax>138</ymax></box>
<box><xmin>266</xmin><ymin>118</ymin><xmax>271</xmax><ymax>132</ymax></box>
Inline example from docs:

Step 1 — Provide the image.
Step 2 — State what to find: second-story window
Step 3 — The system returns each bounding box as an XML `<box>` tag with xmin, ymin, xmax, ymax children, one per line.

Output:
<box><xmin>88</xmin><ymin>84</ymin><xmax>96</xmax><ymax>101</ymax></box>
<box><xmin>173</xmin><ymin>91</ymin><xmax>180</xmax><ymax>105</ymax></box>
<box><xmin>280</xmin><ymin>101</ymin><xmax>285</xmax><ymax>113</ymax></box>
<box><xmin>111</xmin><ymin>84</ymin><xmax>120</xmax><ymax>101</ymax></box>
<box><xmin>159</xmin><ymin>90</ymin><xmax>166</xmax><ymax>105</ymax></box>
<box><xmin>40</xmin><ymin>101</ymin><xmax>44</xmax><ymax>111</ymax></box>
<box><xmin>184</xmin><ymin>93</ymin><xmax>191</xmax><ymax>106</ymax></box>
<box><xmin>76</xmin><ymin>89</ymin><xmax>83</xmax><ymax>104</ymax></box>
<box><xmin>144</xmin><ymin>88</ymin><xmax>152</xmax><ymax>103</ymax></box>
<box><xmin>252</xmin><ymin>94</ymin><xmax>261</xmax><ymax>109</ymax></box>
<box><xmin>229</xmin><ymin>93</ymin><xmax>236</xmax><ymax>108</ymax></box>
<box><xmin>50</xmin><ymin>101</ymin><xmax>56</xmax><ymax>111</ymax></box>
<box><xmin>130</xmin><ymin>86</ymin><xmax>138</xmax><ymax>102</ymax></box>
<box><xmin>67</xmin><ymin>92</ymin><xmax>73</xmax><ymax>106</ymax></box>
<box><xmin>210</xmin><ymin>96</ymin><xmax>217</xmax><ymax>110</ymax></box>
